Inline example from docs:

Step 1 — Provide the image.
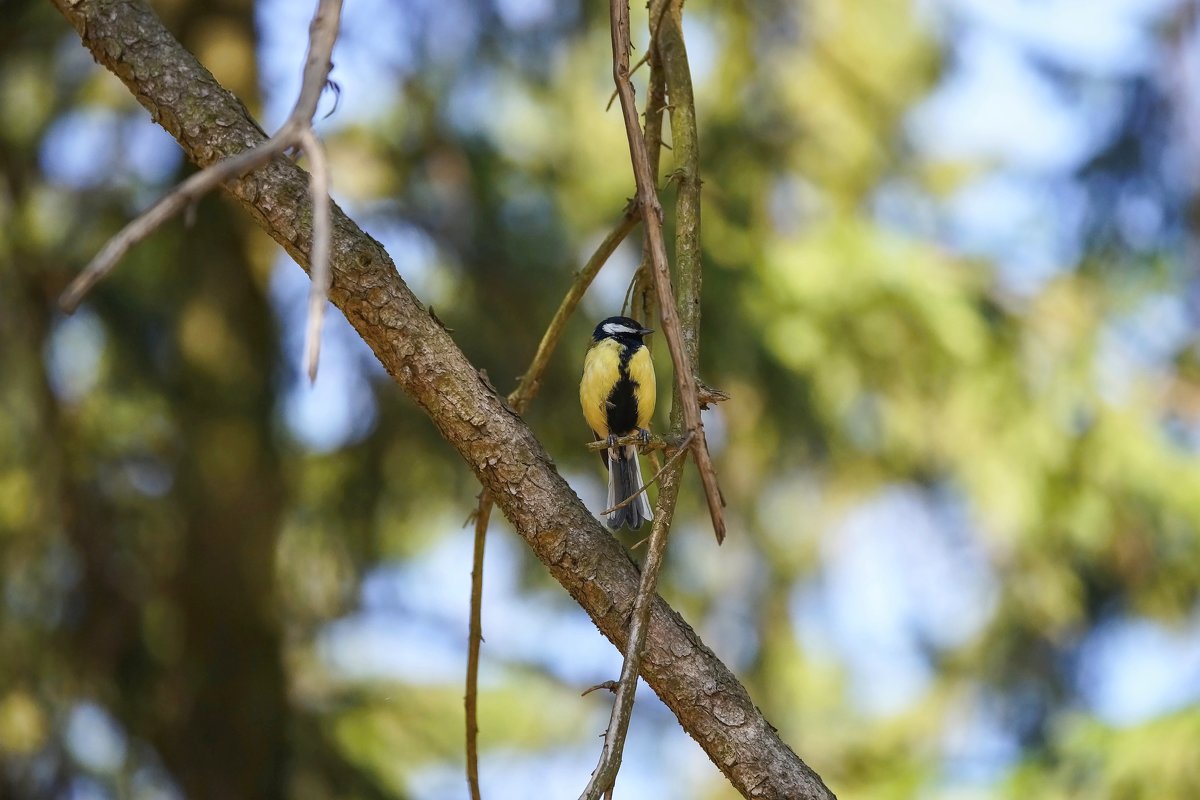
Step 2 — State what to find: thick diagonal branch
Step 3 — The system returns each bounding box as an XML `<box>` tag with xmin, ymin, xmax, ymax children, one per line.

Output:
<box><xmin>49</xmin><ymin>2</ymin><xmax>833</xmax><ymax>798</ymax></box>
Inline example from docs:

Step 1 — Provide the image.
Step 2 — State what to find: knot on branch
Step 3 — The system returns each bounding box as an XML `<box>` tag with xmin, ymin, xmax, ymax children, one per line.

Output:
<box><xmin>696</xmin><ymin>379</ymin><xmax>729</xmax><ymax>410</ymax></box>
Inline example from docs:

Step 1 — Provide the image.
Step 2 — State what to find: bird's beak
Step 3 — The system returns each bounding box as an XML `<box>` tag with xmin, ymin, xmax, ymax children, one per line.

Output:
<box><xmin>639</xmin><ymin>327</ymin><xmax>655</xmax><ymax>335</ymax></box>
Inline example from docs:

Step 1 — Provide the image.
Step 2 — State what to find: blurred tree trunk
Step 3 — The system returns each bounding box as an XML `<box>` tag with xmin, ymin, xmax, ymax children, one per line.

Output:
<box><xmin>155</xmin><ymin>208</ymin><xmax>288</xmax><ymax>799</ymax></box>
<box><xmin>141</xmin><ymin>2</ymin><xmax>289</xmax><ymax>796</ymax></box>
<box><xmin>1</xmin><ymin>1</ymin><xmax>288</xmax><ymax>797</ymax></box>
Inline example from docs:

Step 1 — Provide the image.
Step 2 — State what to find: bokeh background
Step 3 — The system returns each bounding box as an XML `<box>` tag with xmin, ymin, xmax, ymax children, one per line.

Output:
<box><xmin>3</xmin><ymin>0</ymin><xmax>1200</xmax><ymax>797</ymax></box>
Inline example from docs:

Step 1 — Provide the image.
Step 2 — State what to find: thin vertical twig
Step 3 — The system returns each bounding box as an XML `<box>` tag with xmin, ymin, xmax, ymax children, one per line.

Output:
<box><xmin>580</xmin><ymin>0</ymin><xmax>720</xmax><ymax>796</ymax></box>
<box><xmin>464</xmin><ymin>206</ymin><xmax>640</xmax><ymax>799</ymax></box>
<box><xmin>627</xmin><ymin>20</ymin><xmax>667</xmax><ymax>329</ymax></box>
<box><xmin>465</xmin><ymin>496</ymin><xmax>492</xmax><ymax>800</ymax></box>
<box><xmin>580</xmin><ymin>0</ymin><xmax>714</xmax><ymax>796</ymax></box>
<box><xmin>579</xmin><ymin>477</ymin><xmax>683</xmax><ymax>800</ymax></box>
<box><xmin>578</xmin><ymin>435</ymin><xmax>691</xmax><ymax>800</ymax></box>
<box><xmin>655</xmin><ymin>0</ymin><xmax>705</xmax><ymax>365</ymax></box>
<box><xmin>608</xmin><ymin>0</ymin><xmax>726</xmax><ymax>544</ymax></box>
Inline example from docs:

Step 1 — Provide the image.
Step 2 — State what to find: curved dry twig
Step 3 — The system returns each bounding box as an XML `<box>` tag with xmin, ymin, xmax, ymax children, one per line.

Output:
<box><xmin>464</xmin><ymin>206</ymin><xmax>640</xmax><ymax>799</ymax></box>
<box><xmin>58</xmin><ymin>133</ymin><xmax>294</xmax><ymax>313</ymax></box>
<box><xmin>60</xmin><ymin>0</ymin><xmax>343</xmax><ymax>383</ymax></box>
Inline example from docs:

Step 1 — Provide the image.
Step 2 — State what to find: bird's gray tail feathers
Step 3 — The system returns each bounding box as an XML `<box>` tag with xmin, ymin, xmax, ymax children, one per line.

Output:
<box><xmin>606</xmin><ymin>444</ymin><xmax>654</xmax><ymax>530</ymax></box>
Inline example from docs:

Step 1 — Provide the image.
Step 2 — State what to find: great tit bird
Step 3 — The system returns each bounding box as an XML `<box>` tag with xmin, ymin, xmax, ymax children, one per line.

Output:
<box><xmin>580</xmin><ymin>316</ymin><xmax>657</xmax><ymax>529</ymax></box>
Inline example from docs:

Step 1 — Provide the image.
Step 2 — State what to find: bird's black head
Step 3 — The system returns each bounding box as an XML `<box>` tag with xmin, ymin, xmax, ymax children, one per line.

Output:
<box><xmin>592</xmin><ymin>316</ymin><xmax>654</xmax><ymax>343</ymax></box>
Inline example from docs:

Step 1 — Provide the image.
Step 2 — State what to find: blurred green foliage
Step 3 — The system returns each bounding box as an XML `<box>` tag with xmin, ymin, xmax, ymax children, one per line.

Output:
<box><xmin>2</xmin><ymin>0</ymin><xmax>1199</xmax><ymax>798</ymax></box>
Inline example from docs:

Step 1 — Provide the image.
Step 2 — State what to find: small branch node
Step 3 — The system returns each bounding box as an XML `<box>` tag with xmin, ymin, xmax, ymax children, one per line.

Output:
<box><xmin>696</xmin><ymin>379</ymin><xmax>730</xmax><ymax>409</ymax></box>
<box><xmin>582</xmin><ymin>681</ymin><xmax>620</xmax><ymax>697</ymax></box>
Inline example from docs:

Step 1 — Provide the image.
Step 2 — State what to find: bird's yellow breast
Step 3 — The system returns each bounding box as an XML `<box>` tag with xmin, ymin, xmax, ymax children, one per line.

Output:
<box><xmin>580</xmin><ymin>339</ymin><xmax>656</xmax><ymax>438</ymax></box>
<box><xmin>628</xmin><ymin>345</ymin><xmax>656</xmax><ymax>430</ymax></box>
<box><xmin>581</xmin><ymin>339</ymin><xmax>622</xmax><ymax>438</ymax></box>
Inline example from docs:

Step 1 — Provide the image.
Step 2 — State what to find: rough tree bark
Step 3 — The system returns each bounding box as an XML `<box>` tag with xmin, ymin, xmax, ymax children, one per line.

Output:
<box><xmin>47</xmin><ymin>2</ymin><xmax>835</xmax><ymax>798</ymax></box>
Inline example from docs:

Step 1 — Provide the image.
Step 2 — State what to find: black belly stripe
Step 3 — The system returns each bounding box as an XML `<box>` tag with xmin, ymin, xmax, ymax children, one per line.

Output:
<box><xmin>605</xmin><ymin>344</ymin><xmax>641</xmax><ymax>436</ymax></box>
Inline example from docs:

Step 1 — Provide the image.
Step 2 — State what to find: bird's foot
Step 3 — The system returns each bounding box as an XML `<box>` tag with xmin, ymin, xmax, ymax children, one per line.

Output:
<box><xmin>637</xmin><ymin>428</ymin><xmax>651</xmax><ymax>446</ymax></box>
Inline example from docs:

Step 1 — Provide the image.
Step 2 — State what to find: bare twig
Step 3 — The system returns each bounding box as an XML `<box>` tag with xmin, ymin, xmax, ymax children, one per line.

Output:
<box><xmin>509</xmin><ymin>206</ymin><xmax>640</xmax><ymax>413</ymax></box>
<box><xmin>584</xmin><ymin>432</ymin><xmax>684</xmax><ymax>452</ymax></box>
<box><xmin>579</xmin><ymin>441</ymin><xmax>685</xmax><ymax>800</ymax></box>
<box><xmin>628</xmin><ymin>43</ymin><xmax>665</xmax><ymax>356</ymax></box>
<box><xmin>599</xmin><ymin>430</ymin><xmax>693</xmax><ymax>517</ymax></box>
<box><xmin>299</xmin><ymin>127</ymin><xmax>331</xmax><ymax>382</ymax></box>
<box><xmin>581</xmin><ymin>680</ymin><xmax>620</xmax><ymax>697</ymax></box>
<box><xmin>619</xmin><ymin>270</ymin><xmax>640</xmax><ymax>317</ymax></box>
<box><xmin>58</xmin><ymin>138</ymin><xmax>292</xmax><ymax>312</ymax></box>
<box><xmin>465</xmin><ymin>493</ymin><xmax>492</xmax><ymax>800</ymax></box>
<box><xmin>603</xmin><ymin>0</ymin><xmax>674</xmax><ymax>117</ymax></box>
<box><xmin>627</xmin><ymin>263</ymin><xmax>656</xmax><ymax>347</ymax></box>
<box><xmin>464</xmin><ymin>207</ymin><xmax>639</xmax><ymax>800</ymax></box>
<box><xmin>608</xmin><ymin>0</ymin><xmax>727</xmax><ymax>544</ymax></box>
<box><xmin>656</xmin><ymin>0</ymin><xmax>726</xmax><ymax>538</ymax></box>
<box><xmin>642</xmin><ymin>9</ymin><xmax>669</xmax><ymax>180</ymax></box>
<box><xmin>605</xmin><ymin>50</ymin><xmax>650</xmax><ymax>112</ymax></box>
<box><xmin>60</xmin><ymin>0</ymin><xmax>344</xmax><ymax>382</ymax></box>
